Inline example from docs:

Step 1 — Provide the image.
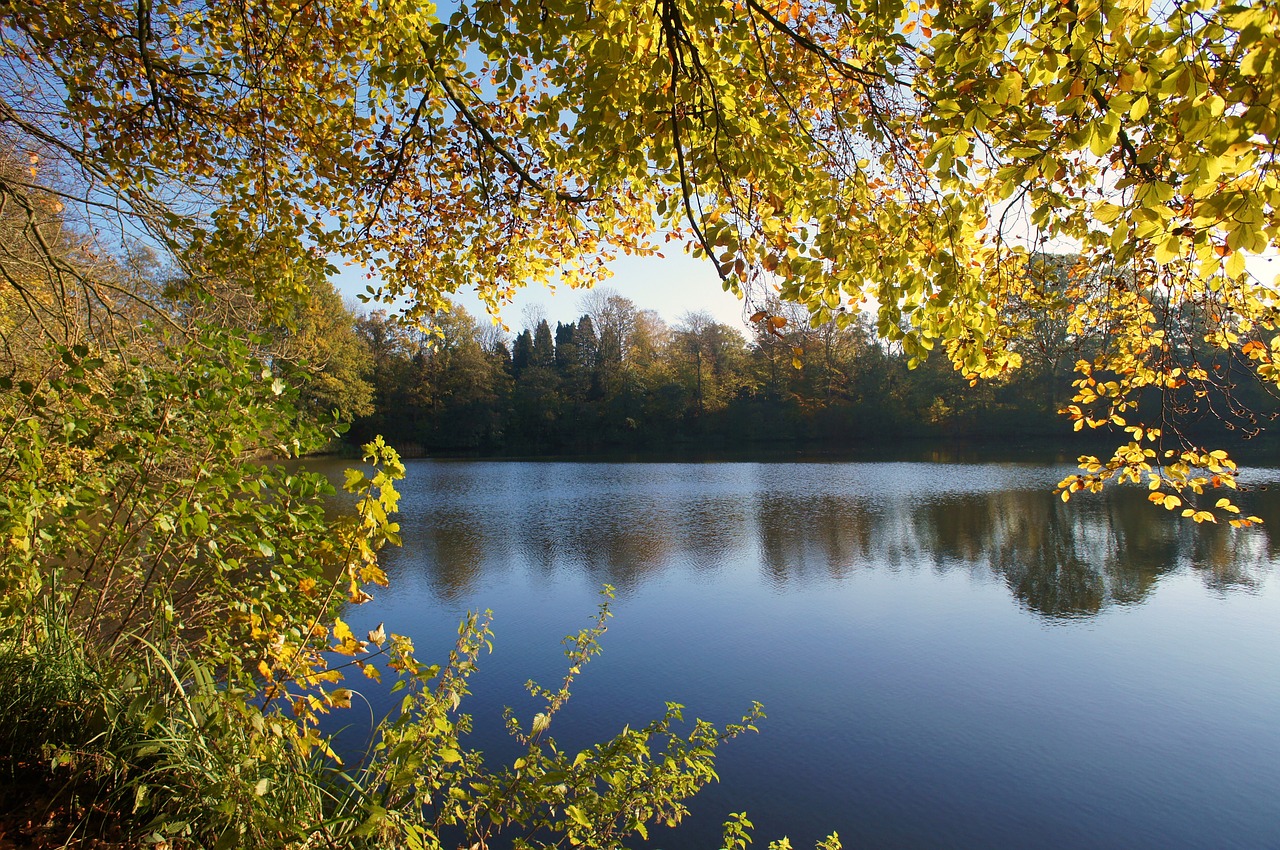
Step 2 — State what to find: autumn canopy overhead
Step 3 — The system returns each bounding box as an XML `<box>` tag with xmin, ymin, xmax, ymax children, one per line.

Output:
<box><xmin>2</xmin><ymin>0</ymin><xmax>1278</xmax><ymax>518</ymax></box>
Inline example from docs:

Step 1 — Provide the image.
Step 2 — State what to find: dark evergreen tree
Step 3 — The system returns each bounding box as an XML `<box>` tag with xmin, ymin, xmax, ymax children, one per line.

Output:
<box><xmin>555</xmin><ymin>321</ymin><xmax>577</xmax><ymax>373</ymax></box>
<box><xmin>532</xmin><ymin>319</ymin><xmax>556</xmax><ymax>368</ymax></box>
<box><xmin>493</xmin><ymin>340</ymin><xmax>513</xmax><ymax>374</ymax></box>
<box><xmin>512</xmin><ymin>329</ymin><xmax>534</xmax><ymax>377</ymax></box>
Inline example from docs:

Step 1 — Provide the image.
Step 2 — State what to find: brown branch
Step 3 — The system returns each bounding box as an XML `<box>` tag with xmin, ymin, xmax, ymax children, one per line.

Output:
<box><xmin>1089</xmin><ymin>88</ymin><xmax>1158</xmax><ymax>182</ymax></box>
<box><xmin>658</xmin><ymin>0</ymin><xmax>720</xmax><ymax>277</ymax></box>
<box><xmin>432</xmin><ymin>59</ymin><xmax>591</xmax><ymax>205</ymax></box>
<box><xmin>742</xmin><ymin>0</ymin><xmax>901</xmax><ymax>86</ymax></box>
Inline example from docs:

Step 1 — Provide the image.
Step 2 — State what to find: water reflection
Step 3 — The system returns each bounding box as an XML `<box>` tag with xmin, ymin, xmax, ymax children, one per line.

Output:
<box><xmin>756</xmin><ymin>494</ymin><xmax>876</xmax><ymax>585</ymax></box>
<box><xmin>415</xmin><ymin>509</ymin><xmax>486</xmax><ymax>602</ymax></box>
<box><xmin>371</xmin><ymin>461</ymin><xmax>1277</xmax><ymax>620</ymax></box>
<box><xmin>324</xmin><ymin>459</ymin><xmax>1280</xmax><ymax>850</ymax></box>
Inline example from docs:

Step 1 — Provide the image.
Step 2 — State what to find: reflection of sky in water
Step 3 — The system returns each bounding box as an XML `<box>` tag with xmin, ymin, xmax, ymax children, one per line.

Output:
<box><xmin>308</xmin><ymin>459</ymin><xmax>1280</xmax><ymax>850</ymax></box>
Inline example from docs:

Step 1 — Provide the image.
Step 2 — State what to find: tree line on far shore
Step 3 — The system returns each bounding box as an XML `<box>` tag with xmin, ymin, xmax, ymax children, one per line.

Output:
<box><xmin>338</xmin><ymin>276</ymin><xmax>1083</xmax><ymax>455</ymax></box>
<box><xmin>320</xmin><ymin>266</ymin><xmax>1276</xmax><ymax>457</ymax></box>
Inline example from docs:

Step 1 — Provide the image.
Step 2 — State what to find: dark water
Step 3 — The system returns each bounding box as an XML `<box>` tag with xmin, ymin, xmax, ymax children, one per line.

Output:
<box><xmin>317</xmin><ymin>458</ymin><xmax>1280</xmax><ymax>849</ymax></box>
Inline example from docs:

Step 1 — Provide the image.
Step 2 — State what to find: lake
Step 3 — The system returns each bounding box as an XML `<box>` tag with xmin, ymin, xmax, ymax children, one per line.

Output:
<box><xmin>317</xmin><ymin>457</ymin><xmax>1280</xmax><ymax>849</ymax></box>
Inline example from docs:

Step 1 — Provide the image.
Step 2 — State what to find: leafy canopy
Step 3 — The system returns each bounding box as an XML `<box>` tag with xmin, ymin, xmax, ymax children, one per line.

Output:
<box><xmin>4</xmin><ymin>0</ymin><xmax>1280</xmax><ymax>517</ymax></box>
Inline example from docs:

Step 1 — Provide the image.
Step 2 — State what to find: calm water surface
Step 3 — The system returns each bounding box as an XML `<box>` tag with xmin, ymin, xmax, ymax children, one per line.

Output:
<box><xmin>318</xmin><ymin>459</ymin><xmax>1280</xmax><ymax>849</ymax></box>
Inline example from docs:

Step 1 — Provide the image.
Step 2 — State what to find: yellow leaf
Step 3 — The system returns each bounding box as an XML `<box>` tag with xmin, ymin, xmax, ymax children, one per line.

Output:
<box><xmin>333</xmin><ymin>638</ymin><xmax>365</xmax><ymax>656</ymax></box>
<box><xmin>1226</xmin><ymin>251</ymin><xmax>1246</xmax><ymax>278</ymax></box>
<box><xmin>1154</xmin><ymin>237</ymin><xmax>1182</xmax><ymax>265</ymax></box>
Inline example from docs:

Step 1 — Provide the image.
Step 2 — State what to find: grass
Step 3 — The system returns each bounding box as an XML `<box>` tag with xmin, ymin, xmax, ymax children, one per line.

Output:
<box><xmin>0</xmin><ymin>612</ymin><xmax>343</xmax><ymax>849</ymax></box>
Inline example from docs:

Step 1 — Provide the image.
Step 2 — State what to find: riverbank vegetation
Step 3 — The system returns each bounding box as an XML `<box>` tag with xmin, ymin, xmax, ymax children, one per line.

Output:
<box><xmin>0</xmin><ymin>187</ymin><xmax>770</xmax><ymax>847</ymax></box>
<box><xmin>3</xmin><ymin>0</ymin><xmax>1279</xmax><ymax>845</ymax></box>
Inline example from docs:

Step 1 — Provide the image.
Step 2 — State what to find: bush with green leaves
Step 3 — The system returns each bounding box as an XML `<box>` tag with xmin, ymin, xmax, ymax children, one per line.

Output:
<box><xmin>0</xmin><ymin>321</ymin><xmax>830</xmax><ymax>849</ymax></box>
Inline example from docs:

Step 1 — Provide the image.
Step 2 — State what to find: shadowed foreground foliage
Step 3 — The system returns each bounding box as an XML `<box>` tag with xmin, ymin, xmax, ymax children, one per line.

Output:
<box><xmin>0</xmin><ymin>318</ymin><xmax>798</xmax><ymax>848</ymax></box>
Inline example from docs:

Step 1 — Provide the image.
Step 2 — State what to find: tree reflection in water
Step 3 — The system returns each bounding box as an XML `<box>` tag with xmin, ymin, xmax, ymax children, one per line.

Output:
<box><xmin>372</xmin><ymin>461</ymin><xmax>1278</xmax><ymax>619</ymax></box>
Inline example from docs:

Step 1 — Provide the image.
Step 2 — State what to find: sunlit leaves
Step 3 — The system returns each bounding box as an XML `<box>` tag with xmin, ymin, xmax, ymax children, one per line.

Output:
<box><xmin>8</xmin><ymin>0</ymin><xmax>1280</xmax><ymax>522</ymax></box>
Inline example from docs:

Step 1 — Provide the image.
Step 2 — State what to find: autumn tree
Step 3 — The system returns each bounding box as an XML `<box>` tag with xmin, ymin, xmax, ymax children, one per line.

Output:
<box><xmin>273</xmin><ymin>281</ymin><xmax>375</xmax><ymax>422</ymax></box>
<box><xmin>8</xmin><ymin>0</ymin><xmax>1276</xmax><ymax>518</ymax></box>
<box><xmin>413</xmin><ymin>308</ymin><xmax>508</xmax><ymax>448</ymax></box>
<box><xmin>674</xmin><ymin>311</ymin><xmax>751</xmax><ymax>419</ymax></box>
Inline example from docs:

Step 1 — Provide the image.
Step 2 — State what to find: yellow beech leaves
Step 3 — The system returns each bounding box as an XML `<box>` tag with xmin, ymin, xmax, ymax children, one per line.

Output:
<box><xmin>4</xmin><ymin>0</ymin><xmax>1279</xmax><ymax>519</ymax></box>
